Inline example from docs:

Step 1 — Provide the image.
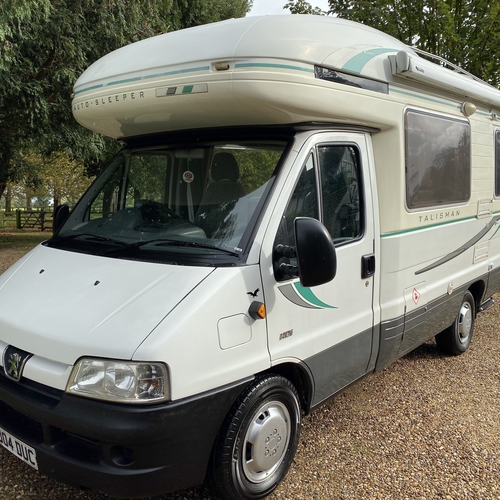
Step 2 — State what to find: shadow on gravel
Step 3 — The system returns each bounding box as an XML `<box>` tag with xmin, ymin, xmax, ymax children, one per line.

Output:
<box><xmin>402</xmin><ymin>340</ymin><xmax>442</xmax><ymax>361</ymax></box>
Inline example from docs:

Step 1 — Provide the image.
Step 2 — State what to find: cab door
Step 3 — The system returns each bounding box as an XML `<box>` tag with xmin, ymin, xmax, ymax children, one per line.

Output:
<box><xmin>262</xmin><ymin>132</ymin><xmax>379</xmax><ymax>407</ymax></box>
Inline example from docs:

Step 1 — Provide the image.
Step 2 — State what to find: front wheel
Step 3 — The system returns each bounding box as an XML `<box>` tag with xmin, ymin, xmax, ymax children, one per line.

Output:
<box><xmin>209</xmin><ymin>374</ymin><xmax>301</xmax><ymax>500</ymax></box>
<box><xmin>436</xmin><ymin>291</ymin><xmax>475</xmax><ymax>355</ymax></box>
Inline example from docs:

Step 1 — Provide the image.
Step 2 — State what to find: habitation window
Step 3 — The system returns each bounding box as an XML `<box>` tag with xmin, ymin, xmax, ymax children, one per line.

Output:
<box><xmin>495</xmin><ymin>129</ymin><xmax>500</xmax><ymax>197</ymax></box>
<box><xmin>405</xmin><ymin>110</ymin><xmax>470</xmax><ymax>210</ymax></box>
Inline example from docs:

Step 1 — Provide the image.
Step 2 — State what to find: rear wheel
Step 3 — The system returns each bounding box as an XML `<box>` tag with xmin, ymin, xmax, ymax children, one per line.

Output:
<box><xmin>436</xmin><ymin>291</ymin><xmax>475</xmax><ymax>355</ymax></box>
<box><xmin>210</xmin><ymin>374</ymin><xmax>301</xmax><ymax>500</ymax></box>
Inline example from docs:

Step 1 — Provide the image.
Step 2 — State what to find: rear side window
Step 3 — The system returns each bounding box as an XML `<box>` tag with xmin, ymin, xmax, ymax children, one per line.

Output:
<box><xmin>405</xmin><ymin>110</ymin><xmax>470</xmax><ymax>210</ymax></box>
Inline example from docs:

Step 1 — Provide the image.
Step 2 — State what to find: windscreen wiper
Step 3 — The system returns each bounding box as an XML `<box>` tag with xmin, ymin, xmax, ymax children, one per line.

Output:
<box><xmin>155</xmin><ymin>240</ymin><xmax>241</xmax><ymax>257</ymax></box>
<box><xmin>47</xmin><ymin>233</ymin><xmax>128</xmax><ymax>247</ymax></box>
<box><xmin>104</xmin><ymin>238</ymin><xmax>240</xmax><ymax>257</ymax></box>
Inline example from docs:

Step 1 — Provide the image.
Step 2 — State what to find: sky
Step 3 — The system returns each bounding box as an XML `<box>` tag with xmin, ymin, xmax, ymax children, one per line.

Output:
<box><xmin>247</xmin><ymin>0</ymin><xmax>330</xmax><ymax>16</ymax></box>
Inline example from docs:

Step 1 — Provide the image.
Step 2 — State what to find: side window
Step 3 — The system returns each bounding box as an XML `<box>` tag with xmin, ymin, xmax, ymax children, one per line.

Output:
<box><xmin>495</xmin><ymin>129</ymin><xmax>500</xmax><ymax>197</ymax></box>
<box><xmin>405</xmin><ymin>110</ymin><xmax>470</xmax><ymax>209</ymax></box>
<box><xmin>90</xmin><ymin>164</ymin><xmax>124</xmax><ymax>218</ymax></box>
<box><xmin>282</xmin><ymin>154</ymin><xmax>319</xmax><ymax>247</ymax></box>
<box><xmin>274</xmin><ymin>154</ymin><xmax>318</xmax><ymax>280</ymax></box>
<box><xmin>318</xmin><ymin>145</ymin><xmax>361</xmax><ymax>243</ymax></box>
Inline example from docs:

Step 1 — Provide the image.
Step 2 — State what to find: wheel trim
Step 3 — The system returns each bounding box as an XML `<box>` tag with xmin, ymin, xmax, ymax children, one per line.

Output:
<box><xmin>457</xmin><ymin>302</ymin><xmax>473</xmax><ymax>344</ymax></box>
<box><xmin>241</xmin><ymin>401</ymin><xmax>291</xmax><ymax>483</ymax></box>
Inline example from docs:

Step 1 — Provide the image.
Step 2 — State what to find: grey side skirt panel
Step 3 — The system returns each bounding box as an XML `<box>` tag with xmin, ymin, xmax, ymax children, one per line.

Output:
<box><xmin>304</xmin><ymin>328</ymin><xmax>373</xmax><ymax>408</ymax></box>
<box><xmin>377</xmin><ymin>280</ymin><xmax>488</xmax><ymax>371</ymax></box>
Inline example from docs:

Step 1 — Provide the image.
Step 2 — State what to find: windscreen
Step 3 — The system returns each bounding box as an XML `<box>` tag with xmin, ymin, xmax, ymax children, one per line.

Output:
<box><xmin>46</xmin><ymin>140</ymin><xmax>287</xmax><ymax>266</ymax></box>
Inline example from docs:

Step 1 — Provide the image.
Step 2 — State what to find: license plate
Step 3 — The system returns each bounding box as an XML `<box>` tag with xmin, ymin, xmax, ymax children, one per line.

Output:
<box><xmin>0</xmin><ymin>425</ymin><xmax>38</xmax><ymax>470</ymax></box>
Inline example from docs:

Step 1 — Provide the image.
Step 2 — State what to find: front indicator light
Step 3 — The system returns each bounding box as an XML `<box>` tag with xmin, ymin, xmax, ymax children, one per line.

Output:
<box><xmin>249</xmin><ymin>301</ymin><xmax>266</xmax><ymax>319</ymax></box>
<box><xmin>66</xmin><ymin>359</ymin><xmax>170</xmax><ymax>403</ymax></box>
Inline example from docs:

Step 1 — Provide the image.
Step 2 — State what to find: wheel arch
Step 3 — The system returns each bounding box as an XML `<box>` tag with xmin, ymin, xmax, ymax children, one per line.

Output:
<box><xmin>468</xmin><ymin>279</ymin><xmax>486</xmax><ymax>315</ymax></box>
<box><xmin>261</xmin><ymin>362</ymin><xmax>315</xmax><ymax>415</ymax></box>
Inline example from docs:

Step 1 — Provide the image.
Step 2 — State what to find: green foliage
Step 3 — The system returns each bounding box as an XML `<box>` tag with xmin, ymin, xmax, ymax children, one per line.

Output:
<box><xmin>170</xmin><ymin>0</ymin><xmax>253</xmax><ymax>30</ymax></box>
<box><xmin>9</xmin><ymin>150</ymin><xmax>94</xmax><ymax>208</ymax></box>
<box><xmin>284</xmin><ymin>0</ymin><xmax>326</xmax><ymax>15</ymax></box>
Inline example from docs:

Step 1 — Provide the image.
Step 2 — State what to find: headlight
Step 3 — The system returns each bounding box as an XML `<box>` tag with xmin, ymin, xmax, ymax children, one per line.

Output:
<box><xmin>66</xmin><ymin>358</ymin><xmax>170</xmax><ymax>403</ymax></box>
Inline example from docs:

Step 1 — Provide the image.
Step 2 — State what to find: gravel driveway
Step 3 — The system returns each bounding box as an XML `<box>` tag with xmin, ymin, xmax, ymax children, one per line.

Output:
<box><xmin>1</xmin><ymin>249</ymin><xmax>499</xmax><ymax>499</ymax></box>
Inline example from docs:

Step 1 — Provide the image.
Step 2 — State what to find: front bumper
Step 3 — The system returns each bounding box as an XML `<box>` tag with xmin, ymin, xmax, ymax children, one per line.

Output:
<box><xmin>0</xmin><ymin>372</ymin><xmax>250</xmax><ymax>498</ymax></box>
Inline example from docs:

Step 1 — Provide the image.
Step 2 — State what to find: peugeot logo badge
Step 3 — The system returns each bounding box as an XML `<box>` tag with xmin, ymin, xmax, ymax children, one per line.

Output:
<box><xmin>2</xmin><ymin>346</ymin><xmax>32</xmax><ymax>382</ymax></box>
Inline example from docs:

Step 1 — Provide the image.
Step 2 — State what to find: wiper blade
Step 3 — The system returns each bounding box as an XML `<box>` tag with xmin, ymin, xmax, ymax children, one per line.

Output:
<box><xmin>104</xmin><ymin>238</ymin><xmax>240</xmax><ymax>257</ymax></box>
<box><xmin>48</xmin><ymin>233</ymin><xmax>127</xmax><ymax>246</ymax></box>
<box><xmin>155</xmin><ymin>240</ymin><xmax>241</xmax><ymax>256</ymax></box>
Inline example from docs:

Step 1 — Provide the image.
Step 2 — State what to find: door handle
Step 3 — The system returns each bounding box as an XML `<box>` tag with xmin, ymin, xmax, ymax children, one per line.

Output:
<box><xmin>361</xmin><ymin>254</ymin><xmax>375</xmax><ymax>279</ymax></box>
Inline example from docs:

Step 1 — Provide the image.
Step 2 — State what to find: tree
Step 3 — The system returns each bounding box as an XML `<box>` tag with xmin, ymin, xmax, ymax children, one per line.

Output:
<box><xmin>284</xmin><ymin>0</ymin><xmax>326</xmax><ymax>15</ymax></box>
<box><xmin>0</xmin><ymin>0</ymin><xmax>252</xmax><ymax>205</ymax></box>
<box><xmin>170</xmin><ymin>0</ymin><xmax>253</xmax><ymax>30</ymax></box>
<box><xmin>12</xmin><ymin>150</ymin><xmax>93</xmax><ymax>209</ymax></box>
<box><xmin>283</xmin><ymin>0</ymin><xmax>500</xmax><ymax>87</ymax></box>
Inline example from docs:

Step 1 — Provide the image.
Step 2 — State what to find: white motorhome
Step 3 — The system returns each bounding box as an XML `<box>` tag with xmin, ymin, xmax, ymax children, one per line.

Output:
<box><xmin>1</xmin><ymin>14</ymin><xmax>500</xmax><ymax>500</ymax></box>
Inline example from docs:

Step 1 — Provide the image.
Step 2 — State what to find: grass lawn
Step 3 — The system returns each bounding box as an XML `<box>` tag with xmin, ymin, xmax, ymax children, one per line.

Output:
<box><xmin>0</xmin><ymin>231</ymin><xmax>51</xmax><ymax>275</ymax></box>
<box><xmin>0</xmin><ymin>230</ymin><xmax>50</xmax><ymax>249</ymax></box>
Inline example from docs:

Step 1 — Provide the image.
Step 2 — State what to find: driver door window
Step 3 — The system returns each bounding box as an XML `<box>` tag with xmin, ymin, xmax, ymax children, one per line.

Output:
<box><xmin>319</xmin><ymin>145</ymin><xmax>361</xmax><ymax>243</ymax></box>
<box><xmin>275</xmin><ymin>145</ymin><xmax>362</xmax><ymax>282</ymax></box>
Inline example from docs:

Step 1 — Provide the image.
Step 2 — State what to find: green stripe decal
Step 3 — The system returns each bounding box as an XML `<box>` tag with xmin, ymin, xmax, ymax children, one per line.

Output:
<box><xmin>75</xmin><ymin>62</ymin><xmax>314</xmax><ymax>96</ymax></box>
<box><xmin>381</xmin><ymin>216</ymin><xmax>476</xmax><ymax>238</ymax></box>
<box><xmin>74</xmin><ymin>65</ymin><xmax>210</xmax><ymax>96</ymax></box>
<box><xmin>342</xmin><ymin>48</ymin><xmax>398</xmax><ymax>74</ymax></box>
<box><xmin>294</xmin><ymin>283</ymin><xmax>336</xmax><ymax>309</ymax></box>
<box><xmin>235</xmin><ymin>62</ymin><xmax>314</xmax><ymax>73</ymax></box>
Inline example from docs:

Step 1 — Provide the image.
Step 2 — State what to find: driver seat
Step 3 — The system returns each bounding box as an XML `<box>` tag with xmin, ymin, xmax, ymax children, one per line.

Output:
<box><xmin>196</xmin><ymin>153</ymin><xmax>246</xmax><ymax>236</ymax></box>
<box><xmin>199</xmin><ymin>153</ymin><xmax>246</xmax><ymax>206</ymax></box>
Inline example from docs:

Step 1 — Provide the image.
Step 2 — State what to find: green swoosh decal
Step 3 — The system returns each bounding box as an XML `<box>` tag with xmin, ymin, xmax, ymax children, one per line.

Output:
<box><xmin>342</xmin><ymin>48</ymin><xmax>398</xmax><ymax>74</ymax></box>
<box><xmin>294</xmin><ymin>283</ymin><xmax>336</xmax><ymax>309</ymax></box>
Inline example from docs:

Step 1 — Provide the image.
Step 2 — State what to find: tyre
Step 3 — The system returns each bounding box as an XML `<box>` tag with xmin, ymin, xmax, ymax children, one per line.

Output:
<box><xmin>436</xmin><ymin>291</ymin><xmax>475</xmax><ymax>356</ymax></box>
<box><xmin>210</xmin><ymin>374</ymin><xmax>301</xmax><ymax>500</ymax></box>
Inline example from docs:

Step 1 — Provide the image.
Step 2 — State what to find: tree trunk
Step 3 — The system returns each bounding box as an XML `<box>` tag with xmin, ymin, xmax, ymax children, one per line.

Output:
<box><xmin>0</xmin><ymin>144</ymin><xmax>12</xmax><ymax>205</ymax></box>
<box><xmin>5</xmin><ymin>185</ymin><xmax>12</xmax><ymax>212</ymax></box>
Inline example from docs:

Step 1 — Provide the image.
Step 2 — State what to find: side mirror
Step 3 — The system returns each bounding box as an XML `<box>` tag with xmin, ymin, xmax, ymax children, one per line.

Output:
<box><xmin>295</xmin><ymin>217</ymin><xmax>337</xmax><ymax>287</ymax></box>
<box><xmin>52</xmin><ymin>204</ymin><xmax>69</xmax><ymax>233</ymax></box>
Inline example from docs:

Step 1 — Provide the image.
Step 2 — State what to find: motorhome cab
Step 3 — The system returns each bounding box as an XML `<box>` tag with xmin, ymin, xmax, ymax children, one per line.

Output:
<box><xmin>1</xmin><ymin>14</ymin><xmax>500</xmax><ymax>500</ymax></box>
